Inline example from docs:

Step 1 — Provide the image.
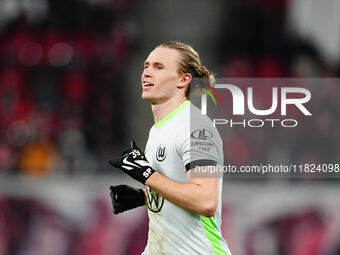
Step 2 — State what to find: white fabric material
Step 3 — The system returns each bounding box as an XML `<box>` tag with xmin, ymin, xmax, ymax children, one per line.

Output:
<box><xmin>141</xmin><ymin>102</ymin><xmax>231</xmax><ymax>255</ymax></box>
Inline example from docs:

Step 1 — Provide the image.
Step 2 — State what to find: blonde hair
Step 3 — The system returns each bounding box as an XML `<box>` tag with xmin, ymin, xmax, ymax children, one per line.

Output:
<box><xmin>157</xmin><ymin>41</ymin><xmax>215</xmax><ymax>98</ymax></box>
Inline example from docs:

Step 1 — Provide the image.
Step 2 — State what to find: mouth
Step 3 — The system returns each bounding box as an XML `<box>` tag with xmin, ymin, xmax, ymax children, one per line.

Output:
<box><xmin>143</xmin><ymin>81</ymin><xmax>154</xmax><ymax>89</ymax></box>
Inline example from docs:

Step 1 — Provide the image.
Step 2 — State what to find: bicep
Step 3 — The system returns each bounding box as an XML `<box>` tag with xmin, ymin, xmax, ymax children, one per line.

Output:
<box><xmin>186</xmin><ymin>167</ymin><xmax>221</xmax><ymax>199</ymax></box>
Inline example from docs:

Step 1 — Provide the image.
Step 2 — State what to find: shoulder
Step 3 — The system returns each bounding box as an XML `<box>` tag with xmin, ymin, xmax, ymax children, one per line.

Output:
<box><xmin>175</xmin><ymin>102</ymin><xmax>213</xmax><ymax>126</ymax></box>
<box><xmin>175</xmin><ymin>103</ymin><xmax>222</xmax><ymax>144</ymax></box>
<box><xmin>189</xmin><ymin>103</ymin><xmax>221</xmax><ymax>139</ymax></box>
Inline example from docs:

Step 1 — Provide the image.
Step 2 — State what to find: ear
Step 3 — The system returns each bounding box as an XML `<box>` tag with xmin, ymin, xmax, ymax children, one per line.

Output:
<box><xmin>177</xmin><ymin>73</ymin><xmax>192</xmax><ymax>89</ymax></box>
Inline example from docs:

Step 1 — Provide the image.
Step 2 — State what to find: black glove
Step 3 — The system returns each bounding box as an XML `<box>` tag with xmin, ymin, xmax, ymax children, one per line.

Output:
<box><xmin>109</xmin><ymin>141</ymin><xmax>155</xmax><ymax>185</ymax></box>
<box><xmin>109</xmin><ymin>185</ymin><xmax>145</xmax><ymax>214</ymax></box>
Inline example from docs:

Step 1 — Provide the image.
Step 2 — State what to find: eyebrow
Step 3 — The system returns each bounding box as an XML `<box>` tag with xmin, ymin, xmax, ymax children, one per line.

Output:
<box><xmin>144</xmin><ymin>61</ymin><xmax>164</xmax><ymax>67</ymax></box>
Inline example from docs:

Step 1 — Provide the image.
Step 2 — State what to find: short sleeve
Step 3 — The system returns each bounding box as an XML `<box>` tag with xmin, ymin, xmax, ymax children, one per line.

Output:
<box><xmin>178</xmin><ymin>125</ymin><xmax>220</xmax><ymax>172</ymax></box>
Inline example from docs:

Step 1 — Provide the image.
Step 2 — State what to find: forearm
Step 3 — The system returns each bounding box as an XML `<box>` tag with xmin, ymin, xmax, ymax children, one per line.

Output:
<box><xmin>145</xmin><ymin>172</ymin><xmax>219</xmax><ymax>217</ymax></box>
<box><xmin>108</xmin><ymin>141</ymin><xmax>220</xmax><ymax>216</ymax></box>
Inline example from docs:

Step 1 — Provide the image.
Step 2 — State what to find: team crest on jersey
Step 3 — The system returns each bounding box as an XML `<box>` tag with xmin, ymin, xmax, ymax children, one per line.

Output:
<box><xmin>146</xmin><ymin>187</ymin><xmax>164</xmax><ymax>212</ymax></box>
<box><xmin>156</xmin><ymin>144</ymin><xmax>167</xmax><ymax>162</ymax></box>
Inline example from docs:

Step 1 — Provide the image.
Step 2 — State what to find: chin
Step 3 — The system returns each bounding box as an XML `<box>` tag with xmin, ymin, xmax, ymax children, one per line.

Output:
<box><xmin>142</xmin><ymin>92</ymin><xmax>150</xmax><ymax>100</ymax></box>
<box><xmin>142</xmin><ymin>93</ymin><xmax>161</xmax><ymax>105</ymax></box>
<box><xmin>142</xmin><ymin>92</ymin><xmax>154</xmax><ymax>102</ymax></box>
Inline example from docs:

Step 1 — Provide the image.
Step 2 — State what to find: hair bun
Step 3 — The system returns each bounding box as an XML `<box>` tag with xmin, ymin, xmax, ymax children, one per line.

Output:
<box><xmin>200</xmin><ymin>66</ymin><xmax>215</xmax><ymax>87</ymax></box>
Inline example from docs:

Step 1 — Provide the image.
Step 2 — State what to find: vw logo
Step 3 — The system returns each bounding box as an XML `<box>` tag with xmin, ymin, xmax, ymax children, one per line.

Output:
<box><xmin>146</xmin><ymin>187</ymin><xmax>164</xmax><ymax>213</ymax></box>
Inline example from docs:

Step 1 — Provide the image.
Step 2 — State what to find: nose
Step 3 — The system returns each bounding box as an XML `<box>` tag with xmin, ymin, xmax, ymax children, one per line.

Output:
<box><xmin>142</xmin><ymin>66</ymin><xmax>152</xmax><ymax>79</ymax></box>
<box><xmin>142</xmin><ymin>70</ymin><xmax>152</xmax><ymax>79</ymax></box>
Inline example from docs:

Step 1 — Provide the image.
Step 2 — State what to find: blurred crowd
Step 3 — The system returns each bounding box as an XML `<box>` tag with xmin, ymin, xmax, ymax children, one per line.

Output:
<box><xmin>0</xmin><ymin>0</ymin><xmax>136</xmax><ymax>176</ymax></box>
<box><xmin>1</xmin><ymin>193</ymin><xmax>340</xmax><ymax>255</ymax></box>
<box><xmin>0</xmin><ymin>196</ymin><xmax>147</xmax><ymax>255</ymax></box>
<box><xmin>217</xmin><ymin>0</ymin><xmax>340</xmax><ymax>77</ymax></box>
<box><xmin>0</xmin><ymin>1</ymin><xmax>340</xmax><ymax>255</ymax></box>
<box><xmin>215</xmin><ymin>0</ymin><xmax>340</xmax><ymax>180</ymax></box>
<box><xmin>0</xmin><ymin>0</ymin><xmax>339</xmax><ymax>179</ymax></box>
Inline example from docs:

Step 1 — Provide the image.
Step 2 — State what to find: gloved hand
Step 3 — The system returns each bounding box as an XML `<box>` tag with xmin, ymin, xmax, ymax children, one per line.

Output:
<box><xmin>110</xmin><ymin>185</ymin><xmax>145</xmax><ymax>214</ymax></box>
<box><xmin>109</xmin><ymin>141</ymin><xmax>155</xmax><ymax>184</ymax></box>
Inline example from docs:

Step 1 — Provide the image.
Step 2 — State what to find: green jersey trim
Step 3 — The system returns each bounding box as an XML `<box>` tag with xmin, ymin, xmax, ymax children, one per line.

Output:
<box><xmin>200</xmin><ymin>215</ymin><xmax>226</xmax><ymax>255</ymax></box>
<box><xmin>154</xmin><ymin>100</ymin><xmax>190</xmax><ymax>128</ymax></box>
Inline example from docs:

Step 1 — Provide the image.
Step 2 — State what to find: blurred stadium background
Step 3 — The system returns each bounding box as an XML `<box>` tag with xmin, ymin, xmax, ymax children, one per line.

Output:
<box><xmin>0</xmin><ymin>0</ymin><xmax>340</xmax><ymax>254</ymax></box>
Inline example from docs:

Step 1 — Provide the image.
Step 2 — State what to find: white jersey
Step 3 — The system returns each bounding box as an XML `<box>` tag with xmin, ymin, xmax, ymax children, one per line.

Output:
<box><xmin>142</xmin><ymin>101</ymin><xmax>232</xmax><ymax>255</ymax></box>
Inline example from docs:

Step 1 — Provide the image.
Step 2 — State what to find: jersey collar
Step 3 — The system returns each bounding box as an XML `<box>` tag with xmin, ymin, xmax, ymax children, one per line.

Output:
<box><xmin>154</xmin><ymin>100</ymin><xmax>190</xmax><ymax>128</ymax></box>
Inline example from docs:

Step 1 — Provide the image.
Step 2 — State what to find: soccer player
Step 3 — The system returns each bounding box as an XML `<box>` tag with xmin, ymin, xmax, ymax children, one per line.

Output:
<box><xmin>109</xmin><ymin>41</ymin><xmax>232</xmax><ymax>255</ymax></box>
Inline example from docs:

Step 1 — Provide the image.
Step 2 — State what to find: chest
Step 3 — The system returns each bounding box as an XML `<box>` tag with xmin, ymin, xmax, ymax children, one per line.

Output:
<box><xmin>145</xmin><ymin>127</ymin><xmax>187</xmax><ymax>180</ymax></box>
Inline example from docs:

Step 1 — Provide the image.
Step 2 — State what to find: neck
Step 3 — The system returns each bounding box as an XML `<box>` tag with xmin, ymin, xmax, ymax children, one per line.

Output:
<box><xmin>151</xmin><ymin>96</ymin><xmax>187</xmax><ymax>124</ymax></box>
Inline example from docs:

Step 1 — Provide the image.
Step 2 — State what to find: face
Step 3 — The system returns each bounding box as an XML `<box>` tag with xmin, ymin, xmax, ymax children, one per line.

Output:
<box><xmin>141</xmin><ymin>47</ymin><xmax>184</xmax><ymax>104</ymax></box>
